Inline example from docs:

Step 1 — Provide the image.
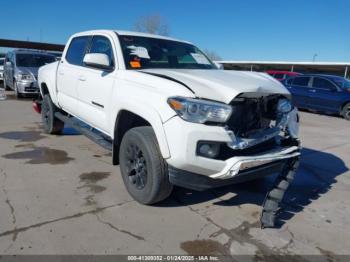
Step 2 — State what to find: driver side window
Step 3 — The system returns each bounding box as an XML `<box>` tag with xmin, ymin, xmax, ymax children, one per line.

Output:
<box><xmin>88</xmin><ymin>36</ymin><xmax>114</xmax><ymax>67</ymax></box>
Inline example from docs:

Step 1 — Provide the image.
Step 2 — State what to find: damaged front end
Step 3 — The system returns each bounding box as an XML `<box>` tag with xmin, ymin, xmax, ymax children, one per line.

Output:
<box><xmin>223</xmin><ymin>93</ymin><xmax>301</xmax><ymax>228</ymax></box>
<box><xmin>226</xmin><ymin>93</ymin><xmax>299</xmax><ymax>151</ymax></box>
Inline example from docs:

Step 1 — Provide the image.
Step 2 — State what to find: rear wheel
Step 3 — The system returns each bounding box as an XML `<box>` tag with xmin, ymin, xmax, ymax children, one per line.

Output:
<box><xmin>41</xmin><ymin>94</ymin><xmax>64</xmax><ymax>134</ymax></box>
<box><xmin>341</xmin><ymin>102</ymin><xmax>350</xmax><ymax>121</ymax></box>
<box><xmin>119</xmin><ymin>126</ymin><xmax>173</xmax><ymax>205</ymax></box>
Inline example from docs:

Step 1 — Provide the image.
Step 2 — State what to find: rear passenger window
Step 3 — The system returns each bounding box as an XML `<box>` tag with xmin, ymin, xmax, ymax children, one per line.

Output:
<box><xmin>88</xmin><ymin>36</ymin><xmax>114</xmax><ymax>67</ymax></box>
<box><xmin>65</xmin><ymin>36</ymin><xmax>90</xmax><ymax>66</ymax></box>
<box><xmin>312</xmin><ymin>77</ymin><xmax>336</xmax><ymax>90</ymax></box>
<box><xmin>292</xmin><ymin>77</ymin><xmax>310</xmax><ymax>87</ymax></box>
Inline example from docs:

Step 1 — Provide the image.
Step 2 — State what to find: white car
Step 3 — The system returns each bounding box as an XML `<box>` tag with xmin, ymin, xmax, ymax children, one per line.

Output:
<box><xmin>37</xmin><ymin>30</ymin><xmax>300</xmax><ymax>225</ymax></box>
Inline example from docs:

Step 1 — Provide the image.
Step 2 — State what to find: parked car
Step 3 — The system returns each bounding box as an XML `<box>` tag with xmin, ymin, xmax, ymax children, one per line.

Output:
<box><xmin>36</xmin><ymin>30</ymin><xmax>300</xmax><ymax>226</ymax></box>
<box><xmin>0</xmin><ymin>58</ymin><xmax>4</xmax><ymax>82</ymax></box>
<box><xmin>284</xmin><ymin>74</ymin><xmax>350</xmax><ymax>120</ymax></box>
<box><xmin>3</xmin><ymin>50</ymin><xmax>56</xmax><ymax>97</ymax></box>
<box><xmin>266</xmin><ymin>70</ymin><xmax>301</xmax><ymax>82</ymax></box>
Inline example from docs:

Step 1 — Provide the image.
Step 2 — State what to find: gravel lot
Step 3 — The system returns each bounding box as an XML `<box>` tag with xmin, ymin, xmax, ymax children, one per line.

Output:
<box><xmin>0</xmin><ymin>88</ymin><xmax>349</xmax><ymax>258</ymax></box>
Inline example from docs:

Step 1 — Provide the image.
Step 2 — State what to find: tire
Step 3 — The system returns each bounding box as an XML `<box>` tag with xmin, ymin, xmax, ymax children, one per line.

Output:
<box><xmin>341</xmin><ymin>102</ymin><xmax>350</xmax><ymax>121</ymax></box>
<box><xmin>41</xmin><ymin>94</ymin><xmax>64</xmax><ymax>134</ymax></box>
<box><xmin>119</xmin><ymin>126</ymin><xmax>173</xmax><ymax>205</ymax></box>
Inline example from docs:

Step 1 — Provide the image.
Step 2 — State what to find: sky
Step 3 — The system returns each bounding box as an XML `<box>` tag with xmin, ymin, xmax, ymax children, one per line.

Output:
<box><xmin>1</xmin><ymin>0</ymin><xmax>349</xmax><ymax>62</ymax></box>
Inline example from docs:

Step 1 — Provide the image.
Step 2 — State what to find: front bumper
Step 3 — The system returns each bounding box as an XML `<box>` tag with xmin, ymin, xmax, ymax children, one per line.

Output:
<box><xmin>168</xmin><ymin>158</ymin><xmax>294</xmax><ymax>191</ymax></box>
<box><xmin>163</xmin><ymin>116</ymin><xmax>300</xmax><ymax>181</ymax></box>
<box><xmin>16</xmin><ymin>80</ymin><xmax>39</xmax><ymax>94</ymax></box>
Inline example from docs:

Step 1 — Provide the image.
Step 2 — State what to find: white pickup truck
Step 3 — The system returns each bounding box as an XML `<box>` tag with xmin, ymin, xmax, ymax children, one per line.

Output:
<box><xmin>37</xmin><ymin>30</ymin><xmax>300</xmax><ymax>225</ymax></box>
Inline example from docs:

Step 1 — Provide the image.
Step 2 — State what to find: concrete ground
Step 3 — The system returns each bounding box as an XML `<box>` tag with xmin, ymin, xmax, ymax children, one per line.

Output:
<box><xmin>0</xmin><ymin>88</ymin><xmax>349</xmax><ymax>258</ymax></box>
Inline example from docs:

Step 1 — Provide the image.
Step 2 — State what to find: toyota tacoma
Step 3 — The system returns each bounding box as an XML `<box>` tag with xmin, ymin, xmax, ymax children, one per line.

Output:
<box><xmin>36</xmin><ymin>30</ymin><xmax>301</xmax><ymax>227</ymax></box>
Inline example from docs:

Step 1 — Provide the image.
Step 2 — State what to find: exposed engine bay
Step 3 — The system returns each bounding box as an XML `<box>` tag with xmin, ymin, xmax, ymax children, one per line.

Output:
<box><xmin>225</xmin><ymin>93</ymin><xmax>299</xmax><ymax>151</ymax></box>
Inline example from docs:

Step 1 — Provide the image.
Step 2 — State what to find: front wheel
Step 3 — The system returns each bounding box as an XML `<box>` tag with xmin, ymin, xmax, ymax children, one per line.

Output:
<box><xmin>341</xmin><ymin>102</ymin><xmax>350</xmax><ymax>121</ymax></box>
<box><xmin>41</xmin><ymin>94</ymin><xmax>64</xmax><ymax>134</ymax></box>
<box><xmin>119</xmin><ymin>126</ymin><xmax>173</xmax><ymax>205</ymax></box>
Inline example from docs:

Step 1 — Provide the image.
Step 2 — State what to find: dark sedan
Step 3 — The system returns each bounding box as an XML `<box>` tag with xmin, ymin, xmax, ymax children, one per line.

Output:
<box><xmin>283</xmin><ymin>74</ymin><xmax>350</xmax><ymax>120</ymax></box>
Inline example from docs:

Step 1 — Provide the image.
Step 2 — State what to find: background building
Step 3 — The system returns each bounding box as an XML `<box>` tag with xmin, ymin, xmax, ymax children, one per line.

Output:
<box><xmin>218</xmin><ymin>61</ymin><xmax>350</xmax><ymax>78</ymax></box>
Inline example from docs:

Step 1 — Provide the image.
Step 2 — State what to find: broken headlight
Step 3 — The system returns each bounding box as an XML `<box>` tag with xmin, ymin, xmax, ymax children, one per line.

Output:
<box><xmin>168</xmin><ymin>97</ymin><xmax>232</xmax><ymax>124</ymax></box>
<box><xmin>277</xmin><ymin>99</ymin><xmax>299</xmax><ymax>138</ymax></box>
<box><xmin>277</xmin><ymin>98</ymin><xmax>292</xmax><ymax>113</ymax></box>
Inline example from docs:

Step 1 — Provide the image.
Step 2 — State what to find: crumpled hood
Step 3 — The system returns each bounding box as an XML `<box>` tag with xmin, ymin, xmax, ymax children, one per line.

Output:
<box><xmin>15</xmin><ymin>67</ymin><xmax>39</xmax><ymax>79</ymax></box>
<box><xmin>141</xmin><ymin>69</ymin><xmax>290</xmax><ymax>104</ymax></box>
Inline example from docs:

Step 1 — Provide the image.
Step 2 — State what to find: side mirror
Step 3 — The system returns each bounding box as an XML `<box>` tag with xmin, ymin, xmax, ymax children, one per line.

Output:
<box><xmin>5</xmin><ymin>61</ymin><xmax>11</xmax><ymax>66</ymax></box>
<box><xmin>214</xmin><ymin>62</ymin><xmax>224</xmax><ymax>70</ymax></box>
<box><xmin>83</xmin><ymin>53</ymin><xmax>113</xmax><ymax>71</ymax></box>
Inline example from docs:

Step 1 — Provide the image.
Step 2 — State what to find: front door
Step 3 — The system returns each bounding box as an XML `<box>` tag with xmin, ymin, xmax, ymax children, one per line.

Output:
<box><xmin>76</xmin><ymin>35</ymin><xmax>116</xmax><ymax>133</ymax></box>
<box><xmin>308</xmin><ymin>77</ymin><xmax>341</xmax><ymax>112</ymax></box>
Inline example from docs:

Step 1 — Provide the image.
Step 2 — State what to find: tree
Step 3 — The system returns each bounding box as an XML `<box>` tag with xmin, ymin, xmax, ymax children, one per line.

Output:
<box><xmin>203</xmin><ymin>49</ymin><xmax>222</xmax><ymax>61</ymax></box>
<box><xmin>133</xmin><ymin>15</ymin><xmax>170</xmax><ymax>36</ymax></box>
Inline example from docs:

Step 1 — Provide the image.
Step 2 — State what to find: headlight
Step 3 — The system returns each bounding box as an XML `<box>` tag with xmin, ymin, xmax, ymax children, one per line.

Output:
<box><xmin>277</xmin><ymin>98</ymin><xmax>292</xmax><ymax>113</ymax></box>
<box><xmin>287</xmin><ymin>107</ymin><xmax>299</xmax><ymax>138</ymax></box>
<box><xmin>168</xmin><ymin>97</ymin><xmax>232</xmax><ymax>124</ymax></box>
<box><xmin>19</xmin><ymin>74</ymin><xmax>33</xmax><ymax>81</ymax></box>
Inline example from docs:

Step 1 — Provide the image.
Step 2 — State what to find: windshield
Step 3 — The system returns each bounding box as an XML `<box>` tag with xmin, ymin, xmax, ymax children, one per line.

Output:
<box><xmin>16</xmin><ymin>54</ymin><xmax>56</xmax><ymax>67</ymax></box>
<box><xmin>343</xmin><ymin>79</ymin><xmax>350</xmax><ymax>89</ymax></box>
<box><xmin>332</xmin><ymin>77</ymin><xmax>350</xmax><ymax>89</ymax></box>
<box><xmin>118</xmin><ymin>35</ymin><xmax>216</xmax><ymax>70</ymax></box>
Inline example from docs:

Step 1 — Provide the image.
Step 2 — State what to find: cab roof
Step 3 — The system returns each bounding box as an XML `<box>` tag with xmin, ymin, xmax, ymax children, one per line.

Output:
<box><xmin>72</xmin><ymin>29</ymin><xmax>192</xmax><ymax>44</ymax></box>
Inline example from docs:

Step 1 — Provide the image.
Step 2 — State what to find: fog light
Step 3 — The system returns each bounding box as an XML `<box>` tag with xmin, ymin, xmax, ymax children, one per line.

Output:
<box><xmin>198</xmin><ymin>142</ymin><xmax>220</xmax><ymax>158</ymax></box>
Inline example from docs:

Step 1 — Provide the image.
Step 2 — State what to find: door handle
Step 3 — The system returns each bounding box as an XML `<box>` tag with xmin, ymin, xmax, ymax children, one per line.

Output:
<box><xmin>309</xmin><ymin>89</ymin><xmax>316</xmax><ymax>92</ymax></box>
<box><xmin>78</xmin><ymin>76</ymin><xmax>86</xmax><ymax>81</ymax></box>
<box><xmin>58</xmin><ymin>71</ymin><xmax>64</xmax><ymax>76</ymax></box>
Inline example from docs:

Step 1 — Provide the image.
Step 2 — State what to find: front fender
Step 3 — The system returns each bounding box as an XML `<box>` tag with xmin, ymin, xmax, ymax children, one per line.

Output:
<box><xmin>111</xmin><ymin>100</ymin><xmax>173</xmax><ymax>159</ymax></box>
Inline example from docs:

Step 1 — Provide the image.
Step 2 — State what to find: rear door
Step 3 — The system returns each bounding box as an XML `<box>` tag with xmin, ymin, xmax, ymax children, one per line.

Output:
<box><xmin>286</xmin><ymin>76</ymin><xmax>311</xmax><ymax>108</ymax></box>
<box><xmin>76</xmin><ymin>35</ymin><xmax>116</xmax><ymax>133</ymax></box>
<box><xmin>308</xmin><ymin>77</ymin><xmax>341</xmax><ymax>112</ymax></box>
<box><xmin>57</xmin><ymin>36</ymin><xmax>90</xmax><ymax>114</ymax></box>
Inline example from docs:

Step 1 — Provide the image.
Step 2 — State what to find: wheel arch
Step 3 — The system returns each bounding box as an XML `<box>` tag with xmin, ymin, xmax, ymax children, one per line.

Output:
<box><xmin>112</xmin><ymin>108</ymin><xmax>170</xmax><ymax>165</ymax></box>
<box><xmin>38</xmin><ymin>62</ymin><xmax>60</xmax><ymax>105</ymax></box>
<box><xmin>340</xmin><ymin>100</ymin><xmax>350</xmax><ymax>118</ymax></box>
<box><xmin>41</xmin><ymin>82</ymin><xmax>49</xmax><ymax>96</ymax></box>
<box><xmin>341</xmin><ymin>100</ymin><xmax>350</xmax><ymax>110</ymax></box>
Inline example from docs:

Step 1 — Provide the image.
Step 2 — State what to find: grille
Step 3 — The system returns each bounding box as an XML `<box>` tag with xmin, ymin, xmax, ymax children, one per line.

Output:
<box><xmin>25</xmin><ymin>86</ymin><xmax>39</xmax><ymax>92</ymax></box>
<box><xmin>226</xmin><ymin>95</ymin><xmax>279</xmax><ymax>138</ymax></box>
